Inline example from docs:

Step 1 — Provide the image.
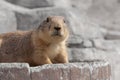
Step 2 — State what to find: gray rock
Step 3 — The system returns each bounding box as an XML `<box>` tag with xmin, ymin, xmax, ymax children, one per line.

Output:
<box><xmin>68</xmin><ymin>48</ymin><xmax>104</xmax><ymax>62</ymax></box>
<box><xmin>70</xmin><ymin>0</ymin><xmax>93</xmax><ymax>10</ymax></box>
<box><xmin>105</xmin><ymin>31</ymin><xmax>120</xmax><ymax>40</ymax></box>
<box><xmin>52</xmin><ymin>0</ymin><xmax>70</xmax><ymax>8</ymax></box>
<box><xmin>86</xmin><ymin>0</ymin><xmax>120</xmax><ymax>31</ymax></box>
<box><xmin>68</xmin><ymin>47</ymin><xmax>120</xmax><ymax>80</ymax></box>
<box><xmin>0</xmin><ymin>62</ymin><xmax>110</xmax><ymax>80</ymax></box>
<box><xmin>82</xmin><ymin>40</ymin><xmax>93</xmax><ymax>48</ymax></box>
<box><xmin>93</xmin><ymin>39</ymin><xmax>120</xmax><ymax>51</ymax></box>
<box><xmin>66</xmin><ymin>10</ymin><xmax>106</xmax><ymax>40</ymax></box>
<box><xmin>0</xmin><ymin>7</ymin><xmax>17</xmax><ymax>33</ymax></box>
<box><xmin>0</xmin><ymin>0</ymin><xmax>31</xmax><ymax>12</ymax></box>
<box><xmin>92</xmin><ymin>39</ymin><xmax>120</xmax><ymax>80</ymax></box>
<box><xmin>5</xmin><ymin>0</ymin><xmax>71</xmax><ymax>8</ymax></box>
<box><xmin>15</xmin><ymin>7</ymin><xmax>70</xmax><ymax>30</ymax></box>
<box><xmin>5</xmin><ymin>0</ymin><xmax>54</xmax><ymax>8</ymax></box>
<box><xmin>0</xmin><ymin>63</ymin><xmax>30</xmax><ymax>80</ymax></box>
<box><xmin>30</xmin><ymin>62</ymin><xmax>110</xmax><ymax>80</ymax></box>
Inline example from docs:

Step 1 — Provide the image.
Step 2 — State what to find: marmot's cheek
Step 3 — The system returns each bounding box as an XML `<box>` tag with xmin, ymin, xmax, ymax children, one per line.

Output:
<box><xmin>0</xmin><ymin>39</ymin><xmax>2</xmax><ymax>47</ymax></box>
<box><xmin>49</xmin><ymin>30</ymin><xmax>53</xmax><ymax>36</ymax></box>
<box><xmin>61</xmin><ymin>31</ymin><xmax>64</xmax><ymax>36</ymax></box>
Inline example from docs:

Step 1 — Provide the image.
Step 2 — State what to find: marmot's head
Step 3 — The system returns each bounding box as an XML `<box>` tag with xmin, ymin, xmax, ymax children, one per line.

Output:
<box><xmin>37</xmin><ymin>16</ymin><xmax>69</xmax><ymax>43</ymax></box>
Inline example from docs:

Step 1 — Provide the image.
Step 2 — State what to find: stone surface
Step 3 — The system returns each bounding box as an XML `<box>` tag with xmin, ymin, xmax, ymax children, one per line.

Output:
<box><xmin>15</xmin><ymin>7</ymin><xmax>69</xmax><ymax>30</ymax></box>
<box><xmin>30</xmin><ymin>61</ymin><xmax>110</xmax><ymax>80</ymax></box>
<box><xmin>105</xmin><ymin>31</ymin><xmax>120</xmax><ymax>40</ymax></box>
<box><xmin>0</xmin><ymin>62</ymin><xmax>110</xmax><ymax>80</ymax></box>
<box><xmin>5</xmin><ymin>0</ymin><xmax>71</xmax><ymax>8</ymax></box>
<box><xmin>93</xmin><ymin>39</ymin><xmax>120</xmax><ymax>51</ymax></box>
<box><xmin>92</xmin><ymin>39</ymin><xmax>120</xmax><ymax>80</ymax></box>
<box><xmin>0</xmin><ymin>7</ymin><xmax>17</xmax><ymax>33</ymax></box>
<box><xmin>5</xmin><ymin>0</ymin><xmax>54</xmax><ymax>8</ymax></box>
<box><xmin>68</xmin><ymin>47</ymin><xmax>120</xmax><ymax>80</ymax></box>
<box><xmin>52</xmin><ymin>0</ymin><xmax>70</xmax><ymax>8</ymax></box>
<box><xmin>0</xmin><ymin>63</ymin><xmax>30</xmax><ymax>80</ymax></box>
<box><xmin>91</xmin><ymin>62</ymin><xmax>111</xmax><ymax>80</ymax></box>
<box><xmin>85</xmin><ymin>0</ymin><xmax>120</xmax><ymax>31</ymax></box>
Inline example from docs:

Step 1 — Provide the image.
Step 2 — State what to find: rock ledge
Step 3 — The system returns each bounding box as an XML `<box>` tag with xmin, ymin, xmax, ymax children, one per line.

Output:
<box><xmin>0</xmin><ymin>61</ymin><xmax>111</xmax><ymax>80</ymax></box>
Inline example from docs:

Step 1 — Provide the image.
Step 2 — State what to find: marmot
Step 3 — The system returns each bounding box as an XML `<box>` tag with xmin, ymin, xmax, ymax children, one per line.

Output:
<box><xmin>0</xmin><ymin>16</ymin><xmax>69</xmax><ymax>66</ymax></box>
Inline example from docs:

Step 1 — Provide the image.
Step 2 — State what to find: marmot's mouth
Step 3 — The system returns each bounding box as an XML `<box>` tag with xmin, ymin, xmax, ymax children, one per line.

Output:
<box><xmin>52</xmin><ymin>31</ymin><xmax>62</xmax><ymax>37</ymax></box>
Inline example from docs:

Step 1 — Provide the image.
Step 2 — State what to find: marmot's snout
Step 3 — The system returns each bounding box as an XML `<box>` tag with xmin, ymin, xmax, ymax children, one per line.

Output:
<box><xmin>54</xmin><ymin>27</ymin><xmax>61</xmax><ymax>31</ymax></box>
<box><xmin>53</xmin><ymin>26</ymin><xmax>62</xmax><ymax>36</ymax></box>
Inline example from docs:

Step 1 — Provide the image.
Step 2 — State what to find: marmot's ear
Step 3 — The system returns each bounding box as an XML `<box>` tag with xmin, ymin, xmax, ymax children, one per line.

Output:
<box><xmin>62</xmin><ymin>17</ymin><xmax>65</xmax><ymax>23</ymax></box>
<box><xmin>46</xmin><ymin>17</ymin><xmax>51</xmax><ymax>22</ymax></box>
<box><xmin>63</xmin><ymin>19</ymin><xmax>65</xmax><ymax>23</ymax></box>
<box><xmin>37</xmin><ymin>24</ymin><xmax>41</xmax><ymax>30</ymax></box>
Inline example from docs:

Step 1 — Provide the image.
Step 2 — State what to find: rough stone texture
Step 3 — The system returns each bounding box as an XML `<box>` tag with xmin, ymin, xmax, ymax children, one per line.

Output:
<box><xmin>86</xmin><ymin>0</ymin><xmax>120</xmax><ymax>31</ymax></box>
<box><xmin>31</xmin><ymin>61</ymin><xmax>110</xmax><ymax>80</ymax></box>
<box><xmin>5</xmin><ymin>0</ymin><xmax>54</xmax><ymax>8</ymax></box>
<box><xmin>0</xmin><ymin>6</ymin><xmax>17</xmax><ymax>33</ymax></box>
<box><xmin>0</xmin><ymin>63</ymin><xmax>30</xmax><ymax>80</ymax></box>
<box><xmin>5</xmin><ymin>0</ymin><xmax>71</xmax><ymax>8</ymax></box>
<box><xmin>68</xmin><ymin>46</ymin><xmax>120</xmax><ymax>80</ymax></box>
<box><xmin>105</xmin><ymin>31</ymin><xmax>120</xmax><ymax>40</ymax></box>
<box><xmin>0</xmin><ymin>62</ymin><xmax>110</xmax><ymax>80</ymax></box>
<box><xmin>15</xmin><ymin>7</ymin><xmax>69</xmax><ymax>30</ymax></box>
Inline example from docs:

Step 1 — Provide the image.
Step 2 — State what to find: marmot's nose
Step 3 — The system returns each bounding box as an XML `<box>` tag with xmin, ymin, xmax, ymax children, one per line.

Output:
<box><xmin>54</xmin><ymin>27</ymin><xmax>61</xmax><ymax>31</ymax></box>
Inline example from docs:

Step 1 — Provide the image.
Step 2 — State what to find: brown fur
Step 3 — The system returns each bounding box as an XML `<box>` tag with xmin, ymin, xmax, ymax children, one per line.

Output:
<box><xmin>0</xmin><ymin>16</ymin><xmax>69</xmax><ymax>66</ymax></box>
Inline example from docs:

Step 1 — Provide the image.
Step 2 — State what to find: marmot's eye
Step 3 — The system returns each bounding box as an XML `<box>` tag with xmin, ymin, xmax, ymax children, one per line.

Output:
<box><xmin>46</xmin><ymin>18</ymin><xmax>49</xmax><ymax>22</ymax></box>
<box><xmin>63</xmin><ymin>20</ymin><xmax>65</xmax><ymax>23</ymax></box>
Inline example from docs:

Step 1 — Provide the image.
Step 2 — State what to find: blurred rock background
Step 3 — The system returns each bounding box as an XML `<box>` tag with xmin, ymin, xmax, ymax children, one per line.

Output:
<box><xmin>0</xmin><ymin>0</ymin><xmax>120</xmax><ymax>79</ymax></box>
